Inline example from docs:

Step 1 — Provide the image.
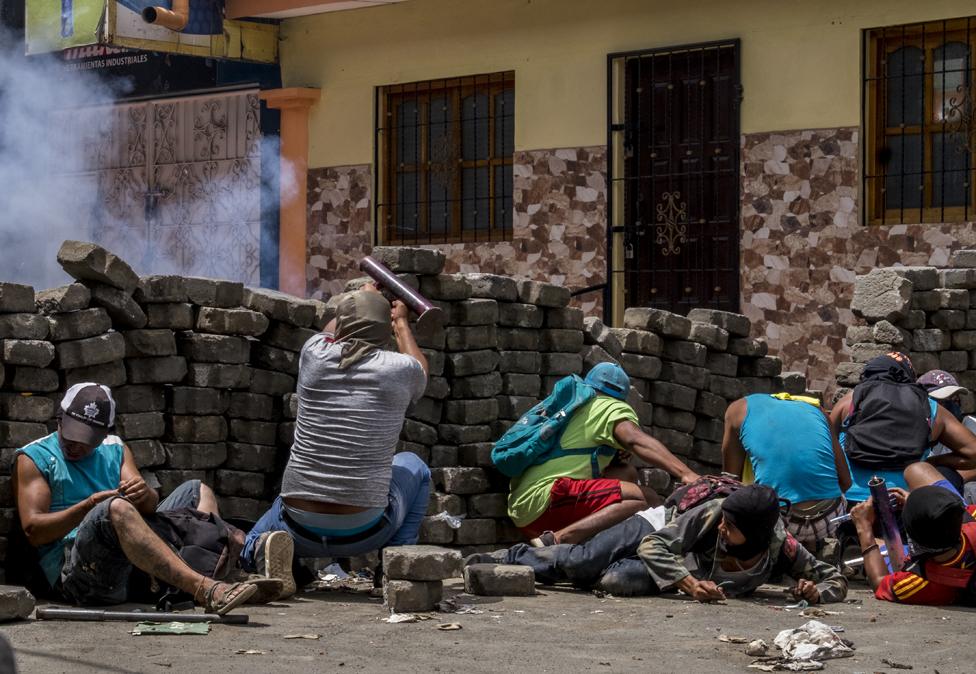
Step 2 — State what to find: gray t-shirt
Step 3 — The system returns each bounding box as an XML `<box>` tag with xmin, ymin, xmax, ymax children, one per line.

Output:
<box><xmin>280</xmin><ymin>334</ymin><xmax>427</xmax><ymax>508</ymax></box>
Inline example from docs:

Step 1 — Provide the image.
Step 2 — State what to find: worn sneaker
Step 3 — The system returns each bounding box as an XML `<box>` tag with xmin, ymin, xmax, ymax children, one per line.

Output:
<box><xmin>528</xmin><ymin>531</ymin><xmax>556</xmax><ymax>548</ymax></box>
<box><xmin>255</xmin><ymin>531</ymin><xmax>296</xmax><ymax>600</ymax></box>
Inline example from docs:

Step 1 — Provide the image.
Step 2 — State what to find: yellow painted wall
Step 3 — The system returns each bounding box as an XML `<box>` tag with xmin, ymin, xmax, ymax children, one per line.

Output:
<box><xmin>281</xmin><ymin>0</ymin><xmax>976</xmax><ymax>168</ymax></box>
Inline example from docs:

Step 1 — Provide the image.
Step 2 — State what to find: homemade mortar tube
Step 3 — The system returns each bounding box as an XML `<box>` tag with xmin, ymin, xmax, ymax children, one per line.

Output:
<box><xmin>35</xmin><ymin>607</ymin><xmax>248</xmax><ymax>624</ymax></box>
<box><xmin>868</xmin><ymin>475</ymin><xmax>906</xmax><ymax>572</ymax></box>
<box><xmin>359</xmin><ymin>255</ymin><xmax>444</xmax><ymax>331</ymax></box>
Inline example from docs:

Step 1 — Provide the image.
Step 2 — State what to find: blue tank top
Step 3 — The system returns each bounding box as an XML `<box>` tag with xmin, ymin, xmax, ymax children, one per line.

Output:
<box><xmin>740</xmin><ymin>394</ymin><xmax>844</xmax><ymax>504</ymax></box>
<box><xmin>841</xmin><ymin>398</ymin><xmax>938</xmax><ymax>503</ymax></box>
<box><xmin>16</xmin><ymin>432</ymin><xmax>124</xmax><ymax>586</ymax></box>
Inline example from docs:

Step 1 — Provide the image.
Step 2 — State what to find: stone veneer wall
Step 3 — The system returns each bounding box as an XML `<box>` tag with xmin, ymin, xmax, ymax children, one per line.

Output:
<box><xmin>305</xmin><ymin>147</ymin><xmax>609</xmax><ymax>316</ymax></box>
<box><xmin>740</xmin><ymin>127</ymin><xmax>976</xmax><ymax>393</ymax></box>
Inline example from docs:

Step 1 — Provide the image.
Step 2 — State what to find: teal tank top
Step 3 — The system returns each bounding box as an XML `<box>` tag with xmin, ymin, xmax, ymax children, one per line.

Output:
<box><xmin>16</xmin><ymin>432</ymin><xmax>124</xmax><ymax>586</ymax></box>
<box><xmin>740</xmin><ymin>394</ymin><xmax>844</xmax><ymax>505</ymax></box>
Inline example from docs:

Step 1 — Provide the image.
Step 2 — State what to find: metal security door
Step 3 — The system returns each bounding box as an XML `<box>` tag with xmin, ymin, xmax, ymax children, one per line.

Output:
<box><xmin>609</xmin><ymin>41</ymin><xmax>740</xmax><ymax>315</ymax></box>
<box><xmin>53</xmin><ymin>90</ymin><xmax>263</xmax><ymax>283</ymax></box>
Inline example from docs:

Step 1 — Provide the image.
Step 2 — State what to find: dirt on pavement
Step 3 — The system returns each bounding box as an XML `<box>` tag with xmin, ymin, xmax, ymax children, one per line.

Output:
<box><xmin>2</xmin><ymin>581</ymin><xmax>974</xmax><ymax>673</ymax></box>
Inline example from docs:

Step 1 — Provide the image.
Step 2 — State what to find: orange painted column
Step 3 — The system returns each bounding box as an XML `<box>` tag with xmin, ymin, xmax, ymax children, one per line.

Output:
<box><xmin>260</xmin><ymin>87</ymin><xmax>321</xmax><ymax>296</ymax></box>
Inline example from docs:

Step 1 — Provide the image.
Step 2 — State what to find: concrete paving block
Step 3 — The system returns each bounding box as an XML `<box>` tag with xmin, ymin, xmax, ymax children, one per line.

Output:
<box><xmin>168</xmin><ymin>416</ymin><xmax>227</xmax><ymax>443</ymax></box>
<box><xmin>623</xmin><ymin>307</ymin><xmax>691</xmax><ymax>339</ymax></box>
<box><xmin>215</xmin><ymin>469</ymin><xmax>265</xmax><ymax>498</ymax></box>
<box><xmin>49</xmin><ymin>307</ymin><xmax>112</xmax><ymax>343</ymax></box>
<box><xmin>608</xmin><ymin>327</ymin><xmax>662</xmax><ymax>356</ymax></box>
<box><xmin>8</xmin><ymin>367</ymin><xmax>58</xmax><ymax>392</ymax></box>
<box><xmin>57</xmin><ymin>241</ymin><xmax>139</xmax><ymax>292</ymax></box>
<box><xmin>582</xmin><ymin>317</ymin><xmax>622</xmax><ymax>359</ymax></box>
<box><xmin>243</xmin><ymin>288</ymin><xmax>317</xmax><ymax>327</ymax></box>
<box><xmin>223</xmin><ymin>442</ymin><xmax>277</xmax><ymax>472</ymax></box>
<box><xmin>0</xmin><ymin>585</ymin><xmax>35</xmax><ymax>621</ymax></box>
<box><xmin>228</xmin><ymin>392</ymin><xmax>276</xmax><ymax>420</ymax></box>
<box><xmin>433</xmin><ymin>467</ymin><xmax>491</xmax><ymax>494</ymax></box>
<box><xmin>498</xmin><ymin>302</ymin><xmax>544</xmax><ymax>329</ymax></box>
<box><xmin>540</xmin><ymin>352</ymin><xmax>582</xmax><ymax>376</ymax></box>
<box><xmin>35</xmin><ymin>283</ymin><xmax>89</xmax><ymax>314</ymax></box>
<box><xmin>196</xmin><ymin>307</ymin><xmax>269</xmax><ymax>337</ymax></box>
<box><xmin>619</xmin><ymin>352</ymin><xmax>662</xmax><ymax>380</ymax></box>
<box><xmin>443</xmin><ymin>399</ymin><xmax>498</xmax><ymax>424</ymax></box>
<box><xmin>185</xmin><ymin>363</ymin><xmax>252</xmax><ymax>389</ymax></box>
<box><xmin>653</xmin><ymin>407</ymin><xmax>696</xmax><ymax>433</ymax></box>
<box><xmin>446</xmin><ymin>349</ymin><xmax>499</xmax><ymax>377</ymax></box>
<box><xmin>686</xmin><ymin>308</ymin><xmax>752</xmax><ymax>337</ymax></box>
<box><xmin>687</xmin><ymin>322</ymin><xmax>729</xmax><ymax>351</ymax></box>
<box><xmin>454</xmin><ymin>519</ymin><xmax>497</xmax><ymax>545</ymax></box>
<box><xmin>497</xmin><ymin>327</ymin><xmax>540</xmax><ymax>351</ymax></box>
<box><xmin>418</xmin><ymin>518</ymin><xmax>455</xmax><ymax>545</ymax></box>
<box><xmin>164</xmin><ymin>442</ymin><xmax>228</xmax><ymax>470</ymax></box>
<box><xmin>438</xmin><ymin>424</ymin><xmax>492</xmax><ymax>444</ymax></box>
<box><xmin>450</xmin><ymin>298</ymin><xmax>498</xmax><ymax>326</ymax></box>
<box><xmin>407</xmin><ymin>397</ymin><xmax>442</xmax><ymax>425</ymax></box>
<box><xmin>2</xmin><ymin>340</ymin><xmax>54</xmax><ymax>368</ymax></box>
<box><xmin>86</xmin><ymin>282</ymin><xmax>146</xmax><ymax>328</ymax></box>
<box><xmin>662</xmin><ymin>340</ymin><xmax>707</xmax><ymax>367</ymax></box>
<box><xmin>648</xmin><ymin>381</ymin><xmax>697</xmax><ymax>411</ymax></box>
<box><xmin>402</xmin><ymin>419</ymin><xmax>438</xmax><ymax>446</ymax></box>
<box><xmin>660</xmin><ymin>362</ymin><xmax>710</xmax><ymax>390</ymax></box>
<box><xmin>56</xmin><ymin>332</ymin><xmax>125</xmax><ymax>369</ymax></box>
<box><xmin>466</xmin><ymin>493</ymin><xmax>508</xmax><ymax>518</ymax></box>
<box><xmin>727</xmin><ymin>337</ymin><xmax>768</xmax><ymax>357</ymax></box>
<box><xmin>451</xmin><ymin>372</ymin><xmax>503</xmax><ymax>399</ymax></box>
<box><xmin>429</xmin><ymin>445</ymin><xmax>458</xmax><ymax>468</ymax></box>
<box><xmin>383</xmin><ymin>579</ymin><xmax>443</xmax><ymax>612</ymax></box>
<box><xmin>249</xmin><ymin>369</ymin><xmax>295</xmax><ymax>395</ymax></box>
<box><xmin>463</xmin><ymin>273</ymin><xmax>518</xmax><ymax>301</ymax></box>
<box><xmin>0</xmin><ymin>313</ymin><xmax>49</xmax><ymax>340</ymax></box>
<box><xmin>229</xmin><ymin>419</ymin><xmax>278</xmax><ymax>445</ymax></box>
<box><xmin>446</xmin><ymin>325</ymin><xmax>497</xmax><ymax>352</ymax></box>
<box><xmin>145</xmin><ymin>303</ymin><xmax>195</xmax><ymax>330</ymax></box>
<box><xmin>123</xmin><ymin>329</ymin><xmax>177</xmax><ymax>357</ymax></box>
<box><xmin>420</xmin><ymin>275</ymin><xmax>474</xmax><ymax>301</ymax></box>
<box><xmin>126</xmin><ymin>356</ymin><xmax>188</xmax><ymax>384</ymax></box>
<box><xmin>539</xmin><ymin>329</ymin><xmax>583</xmax><ymax>353</ymax></box>
<box><xmin>516</xmin><ymin>280</ymin><xmax>570</xmax><ymax>308</ymax></box>
<box><xmin>170</xmin><ymin>387</ymin><xmax>230</xmax><ymax>415</ymax></box>
<box><xmin>184</xmin><ymin>277</ymin><xmax>244</xmax><ymax>308</ymax></box>
<box><xmin>177</xmin><ymin>333</ymin><xmax>251</xmax><ymax>363</ymax></box>
<box><xmin>114</xmin><ymin>412</ymin><xmax>165</xmax><ymax>439</ymax></box>
<box><xmin>463</xmin><ymin>564</ymin><xmax>535</xmax><ymax>596</ymax></box>
<box><xmin>851</xmin><ymin>269</ymin><xmax>912</xmax><ymax>321</ymax></box>
<box><xmin>113</xmin><ymin>385</ymin><xmax>166</xmax><ymax>414</ymax></box>
<box><xmin>128</xmin><ymin>439</ymin><xmax>166</xmax><ymax>467</ymax></box>
<box><xmin>0</xmin><ymin>393</ymin><xmax>54</xmax><ymax>422</ymax></box>
<box><xmin>264</xmin><ymin>322</ymin><xmax>317</xmax><ymax>353</ymax></box>
<box><xmin>427</xmin><ymin>492</ymin><xmax>465</xmax><ymax>516</ymax></box>
<box><xmin>134</xmin><ymin>275</ymin><xmax>187</xmax><ymax>303</ymax></box>
<box><xmin>708</xmin><ymin>375</ymin><xmax>746</xmax><ymax>400</ymax></box>
<box><xmin>0</xmin><ymin>284</ymin><xmax>34</xmax><ymax>315</ymax></box>
<box><xmin>64</xmin><ymin>361</ymin><xmax>126</xmax><ymax>388</ymax></box>
<box><xmin>502</xmin><ymin>373</ymin><xmax>541</xmax><ymax>397</ymax></box>
<box><xmin>372</xmin><ymin>246</ymin><xmax>446</xmax><ymax>275</ymax></box>
<box><xmin>383</xmin><ymin>545</ymin><xmax>463</xmax><ymax>581</ymax></box>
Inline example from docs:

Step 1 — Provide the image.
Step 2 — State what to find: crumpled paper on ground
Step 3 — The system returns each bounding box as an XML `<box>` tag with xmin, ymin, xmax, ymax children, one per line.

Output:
<box><xmin>773</xmin><ymin>620</ymin><xmax>854</xmax><ymax>661</ymax></box>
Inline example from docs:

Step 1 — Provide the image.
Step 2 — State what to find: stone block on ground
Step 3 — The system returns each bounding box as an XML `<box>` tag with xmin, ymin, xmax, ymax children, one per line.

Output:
<box><xmin>462</xmin><ymin>273</ymin><xmax>519</xmax><ymax>302</ymax></box>
<box><xmin>0</xmin><ymin>585</ymin><xmax>35</xmax><ymax>621</ymax></box>
<box><xmin>252</xmin><ymin>344</ymin><xmax>300</xmax><ymax>375</ymax></box>
<box><xmin>498</xmin><ymin>303</ymin><xmax>543</xmax><ymax>329</ymax></box>
<box><xmin>0</xmin><ymin>393</ymin><xmax>54</xmax><ymax>422</ymax></box>
<box><xmin>727</xmin><ymin>337</ymin><xmax>768</xmax><ymax>358</ymax></box>
<box><xmin>623</xmin><ymin>307</ymin><xmax>691</xmax><ymax>339</ymax></box>
<box><xmin>516</xmin><ymin>280</ymin><xmax>570</xmax><ymax>308</ymax></box>
<box><xmin>185</xmin><ymin>363</ymin><xmax>252</xmax><ymax>389</ymax></box>
<box><xmin>497</xmin><ymin>328</ymin><xmax>540</xmax><ymax>351</ymax></box>
<box><xmin>443</xmin><ymin>399</ymin><xmax>498</xmax><ymax>425</ymax></box>
<box><xmin>648</xmin><ymin>381</ymin><xmax>697</xmax><ymax>411</ymax></box>
<box><xmin>463</xmin><ymin>564</ymin><xmax>535</xmax><ymax>596</ymax></box>
<box><xmin>446</xmin><ymin>350</ymin><xmax>499</xmax><ymax>377</ymax></box>
<box><xmin>8</xmin><ymin>366</ymin><xmax>59</xmax><ymax>392</ymax></box>
<box><xmin>450</xmin><ymin>298</ymin><xmax>498</xmax><ymax>326</ymax></box>
<box><xmin>177</xmin><ymin>333</ymin><xmax>250</xmax><ymax>364</ymax></box>
<box><xmin>582</xmin><ymin>317</ymin><xmax>622</xmax><ymax>359</ymax></box>
<box><xmin>383</xmin><ymin>579</ymin><xmax>443</xmax><ymax>612</ymax></box>
<box><xmin>890</xmin><ymin>266</ymin><xmax>940</xmax><ymax>291</ymax></box>
<box><xmin>35</xmin><ymin>283</ymin><xmax>90</xmax><ymax>314</ymax></box>
<box><xmin>170</xmin><ymin>387</ymin><xmax>230</xmax><ymax>415</ymax></box>
<box><xmin>540</xmin><ymin>352</ymin><xmax>582</xmax><ymax>376</ymax></box>
<box><xmin>243</xmin><ymin>288</ymin><xmax>317</xmax><ymax>327</ymax></box>
<box><xmin>145</xmin><ymin>303</ymin><xmax>195</xmax><ymax>330</ymax></box>
<box><xmin>420</xmin><ymin>275</ymin><xmax>474</xmax><ymax>302</ymax></box>
<box><xmin>539</xmin><ymin>329</ymin><xmax>584</xmax><ymax>353</ymax></box>
<box><xmin>248</xmin><ymin>369</ymin><xmax>295</xmax><ymax>395</ymax></box>
<box><xmin>64</xmin><ymin>361</ymin><xmax>126</xmax><ymax>388</ymax></box>
<box><xmin>168</xmin><ymin>416</ymin><xmax>227</xmax><ymax>443</ymax></box>
<box><xmin>218</xmin><ymin>497</ymin><xmax>266</xmax><ymax>522</ymax></box>
<box><xmin>451</xmin><ymin>372</ymin><xmax>503</xmax><ymax>399</ymax></box>
<box><xmin>164</xmin><ymin>443</ymin><xmax>228</xmax><ymax>470</ymax></box>
<box><xmin>0</xmin><ymin>284</ymin><xmax>34</xmax><ymax>315</ymax></box>
<box><xmin>454</xmin><ymin>518</ymin><xmax>497</xmax><ymax>545</ymax></box>
<box><xmin>619</xmin><ymin>352</ymin><xmax>662</xmax><ymax>380</ymax></box>
<box><xmin>2</xmin><ymin>340</ymin><xmax>54</xmax><ymax>368</ymax></box>
<box><xmin>545</xmin><ymin>307</ymin><xmax>584</xmax><ymax>330</ymax></box>
<box><xmin>114</xmin><ymin>412</ymin><xmax>165</xmax><ymax>439</ymax></box>
<box><xmin>687</xmin><ymin>322</ymin><xmax>729</xmax><ymax>351</ymax></box>
<box><xmin>686</xmin><ymin>308</ymin><xmax>752</xmax><ymax>337</ymax></box>
<box><xmin>264</xmin><ymin>322</ymin><xmax>317</xmax><ymax>353</ymax></box>
<box><xmin>57</xmin><ymin>241</ymin><xmax>139</xmax><ymax>292</ymax></box>
<box><xmin>122</xmin><ymin>329</ymin><xmax>177</xmax><ymax>357</ymax></box>
<box><xmin>128</xmin><ymin>439</ymin><xmax>166</xmax><ymax>467</ymax></box>
<box><xmin>229</xmin><ymin>419</ymin><xmax>278</xmax><ymax>445</ymax></box>
<box><xmin>418</xmin><ymin>518</ymin><xmax>455</xmax><ymax>545</ymax></box>
<box><xmin>445</xmin><ymin>325</ymin><xmax>497</xmax><ymax>352</ymax></box>
<box><xmin>608</xmin><ymin>327</ymin><xmax>662</xmax><ymax>356</ymax></box>
<box><xmin>433</xmin><ymin>467</ymin><xmax>491</xmax><ymax>494</ymax></box>
<box><xmin>223</xmin><ymin>442</ymin><xmax>277</xmax><ymax>472</ymax></box>
<box><xmin>215</xmin><ymin>469</ymin><xmax>265</xmax><ymax>498</ymax></box>
<box><xmin>0</xmin><ymin>421</ymin><xmax>48</xmax><ymax>448</ymax></box>
<box><xmin>55</xmin><ymin>332</ymin><xmax>125</xmax><ymax>369</ymax></box>
<box><xmin>383</xmin><ymin>545</ymin><xmax>463</xmax><ymax>581</ymax></box>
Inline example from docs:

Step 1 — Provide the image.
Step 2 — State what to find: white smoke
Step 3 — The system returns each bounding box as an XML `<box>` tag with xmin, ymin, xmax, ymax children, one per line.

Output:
<box><xmin>0</xmin><ymin>30</ymin><xmax>121</xmax><ymax>290</ymax></box>
<box><xmin>0</xmin><ymin>29</ymin><xmax>297</xmax><ymax>292</ymax></box>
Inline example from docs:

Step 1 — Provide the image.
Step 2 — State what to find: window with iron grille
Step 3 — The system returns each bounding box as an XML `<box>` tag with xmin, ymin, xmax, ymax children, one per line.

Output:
<box><xmin>375</xmin><ymin>72</ymin><xmax>514</xmax><ymax>244</ymax></box>
<box><xmin>864</xmin><ymin>17</ymin><xmax>976</xmax><ymax>224</ymax></box>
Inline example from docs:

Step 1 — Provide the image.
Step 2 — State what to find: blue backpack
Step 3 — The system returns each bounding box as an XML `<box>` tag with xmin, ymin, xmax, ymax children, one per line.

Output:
<box><xmin>491</xmin><ymin>375</ymin><xmax>617</xmax><ymax>478</ymax></box>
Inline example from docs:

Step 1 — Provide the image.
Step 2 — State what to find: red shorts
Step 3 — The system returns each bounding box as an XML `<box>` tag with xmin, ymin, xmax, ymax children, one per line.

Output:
<box><xmin>520</xmin><ymin>477</ymin><xmax>623</xmax><ymax>537</ymax></box>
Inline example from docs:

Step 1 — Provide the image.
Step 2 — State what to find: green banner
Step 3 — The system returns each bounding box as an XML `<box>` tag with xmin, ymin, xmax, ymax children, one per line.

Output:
<box><xmin>27</xmin><ymin>0</ymin><xmax>105</xmax><ymax>54</ymax></box>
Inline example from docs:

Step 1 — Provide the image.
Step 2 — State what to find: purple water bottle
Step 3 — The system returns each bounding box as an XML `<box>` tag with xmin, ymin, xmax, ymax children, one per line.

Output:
<box><xmin>61</xmin><ymin>0</ymin><xmax>73</xmax><ymax>38</ymax></box>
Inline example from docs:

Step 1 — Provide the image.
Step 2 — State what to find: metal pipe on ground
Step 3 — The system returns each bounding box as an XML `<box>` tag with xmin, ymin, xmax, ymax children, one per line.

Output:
<box><xmin>35</xmin><ymin>606</ymin><xmax>249</xmax><ymax>624</ymax></box>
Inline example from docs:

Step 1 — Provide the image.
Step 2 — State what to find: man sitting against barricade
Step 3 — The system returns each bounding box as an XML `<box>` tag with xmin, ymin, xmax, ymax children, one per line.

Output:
<box><xmin>499</xmin><ymin>363</ymin><xmax>699</xmax><ymax>546</ymax></box>
<box><xmin>14</xmin><ymin>383</ymin><xmax>261</xmax><ymax>614</ymax></box>
<box><xmin>240</xmin><ymin>287</ymin><xmax>430</xmax><ymax>580</ymax></box>
<box><xmin>852</xmin><ymin>461</ymin><xmax>976</xmax><ymax>605</ymax></box>
<box><xmin>722</xmin><ymin>393</ymin><xmax>851</xmax><ymax>553</ymax></box>
<box><xmin>918</xmin><ymin>370</ymin><xmax>976</xmax><ymax>503</ymax></box>
<box><xmin>829</xmin><ymin>353</ymin><xmax>976</xmax><ymax>504</ymax></box>
<box><xmin>468</xmin><ymin>483</ymin><xmax>847</xmax><ymax>603</ymax></box>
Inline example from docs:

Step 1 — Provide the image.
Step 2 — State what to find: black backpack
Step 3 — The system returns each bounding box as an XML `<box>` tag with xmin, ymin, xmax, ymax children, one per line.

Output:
<box><xmin>844</xmin><ymin>379</ymin><xmax>932</xmax><ymax>470</ymax></box>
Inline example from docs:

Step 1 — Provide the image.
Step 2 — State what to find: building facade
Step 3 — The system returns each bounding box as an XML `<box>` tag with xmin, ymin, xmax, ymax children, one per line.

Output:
<box><xmin>271</xmin><ymin>0</ymin><xmax>976</xmax><ymax>392</ymax></box>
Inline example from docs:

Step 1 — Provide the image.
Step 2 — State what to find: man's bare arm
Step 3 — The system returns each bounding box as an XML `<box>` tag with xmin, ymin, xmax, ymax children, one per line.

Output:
<box><xmin>392</xmin><ymin>300</ymin><xmax>428</xmax><ymax>376</ymax></box>
<box><xmin>613</xmin><ymin>420</ymin><xmax>699</xmax><ymax>483</ymax></box>
<box><xmin>823</xmin><ymin>408</ymin><xmax>853</xmax><ymax>492</ymax></box>
<box><xmin>927</xmin><ymin>406</ymin><xmax>976</xmax><ymax>471</ymax></box>
<box><xmin>14</xmin><ymin>455</ymin><xmax>117</xmax><ymax>547</ymax></box>
<box><xmin>119</xmin><ymin>445</ymin><xmax>159</xmax><ymax>515</ymax></box>
<box><xmin>721</xmin><ymin>398</ymin><xmax>747</xmax><ymax>477</ymax></box>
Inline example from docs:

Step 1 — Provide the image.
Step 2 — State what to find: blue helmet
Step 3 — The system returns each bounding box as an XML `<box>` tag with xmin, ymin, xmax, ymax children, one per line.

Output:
<box><xmin>584</xmin><ymin>362</ymin><xmax>630</xmax><ymax>400</ymax></box>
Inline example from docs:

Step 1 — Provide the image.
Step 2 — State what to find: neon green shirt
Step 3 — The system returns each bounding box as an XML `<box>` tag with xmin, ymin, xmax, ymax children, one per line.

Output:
<box><xmin>506</xmin><ymin>396</ymin><xmax>639</xmax><ymax>527</ymax></box>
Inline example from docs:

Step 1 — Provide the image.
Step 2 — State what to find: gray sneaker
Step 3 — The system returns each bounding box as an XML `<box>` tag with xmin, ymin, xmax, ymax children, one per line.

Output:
<box><xmin>255</xmin><ymin>531</ymin><xmax>296</xmax><ymax>599</ymax></box>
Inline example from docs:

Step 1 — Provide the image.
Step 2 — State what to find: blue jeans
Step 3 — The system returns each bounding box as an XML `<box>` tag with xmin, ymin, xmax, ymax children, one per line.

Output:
<box><xmin>502</xmin><ymin>514</ymin><xmax>660</xmax><ymax>597</ymax></box>
<box><xmin>60</xmin><ymin>480</ymin><xmax>202</xmax><ymax>605</ymax></box>
<box><xmin>241</xmin><ymin>452</ymin><xmax>431</xmax><ymax>569</ymax></box>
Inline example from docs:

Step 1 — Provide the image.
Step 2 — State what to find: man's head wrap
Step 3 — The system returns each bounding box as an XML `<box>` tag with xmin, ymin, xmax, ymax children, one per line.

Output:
<box><xmin>720</xmin><ymin>484</ymin><xmax>783</xmax><ymax>560</ymax></box>
<box><xmin>903</xmin><ymin>485</ymin><xmax>965</xmax><ymax>555</ymax></box>
<box><xmin>334</xmin><ymin>290</ymin><xmax>392</xmax><ymax>369</ymax></box>
<box><xmin>860</xmin><ymin>352</ymin><xmax>916</xmax><ymax>385</ymax></box>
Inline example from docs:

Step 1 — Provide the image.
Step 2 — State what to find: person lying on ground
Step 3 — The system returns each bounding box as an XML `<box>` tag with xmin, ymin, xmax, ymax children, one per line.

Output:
<box><xmin>14</xmin><ymin>383</ymin><xmax>263</xmax><ymax>614</ymax></box>
<box><xmin>918</xmin><ymin>370</ymin><xmax>976</xmax><ymax>504</ymax></box>
<box><xmin>472</xmin><ymin>484</ymin><xmax>847</xmax><ymax>603</ymax></box>
<box><xmin>506</xmin><ymin>363</ymin><xmax>699</xmax><ymax>546</ymax></box>
<box><xmin>240</xmin><ymin>287</ymin><xmax>431</xmax><ymax>580</ymax></box>
<box><xmin>723</xmin><ymin>393</ymin><xmax>851</xmax><ymax>553</ymax></box>
<box><xmin>829</xmin><ymin>353</ymin><xmax>976</xmax><ymax>504</ymax></box>
<box><xmin>852</xmin><ymin>461</ymin><xmax>976</xmax><ymax>605</ymax></box>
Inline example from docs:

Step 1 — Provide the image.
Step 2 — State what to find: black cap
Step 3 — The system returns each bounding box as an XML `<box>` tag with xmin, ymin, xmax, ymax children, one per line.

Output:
<box><xmin>903</xmin><ymin>485</ymin><xmax>965</xmax><ymax>554</ymax></box>
<box><xmin>59</xmin><ymin>383</ymin><xmax>116</xmax><ymax>447</ymax></box>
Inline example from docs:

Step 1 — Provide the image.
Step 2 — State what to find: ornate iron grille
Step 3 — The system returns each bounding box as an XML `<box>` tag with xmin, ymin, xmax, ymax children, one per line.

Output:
<box><xmin>608</xmin><ymin>41</ymin><xmax>741</xmax><ymax>316</ymax></box>
<box><xmin>864</xmin><ymin>17</ymin><xmax>976</xmax><ymax>224</ymax></box>
<box><xmin>375</xmin><ymin>72</ymin><xmax>514</xmax><ymax>245</ymax></box>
